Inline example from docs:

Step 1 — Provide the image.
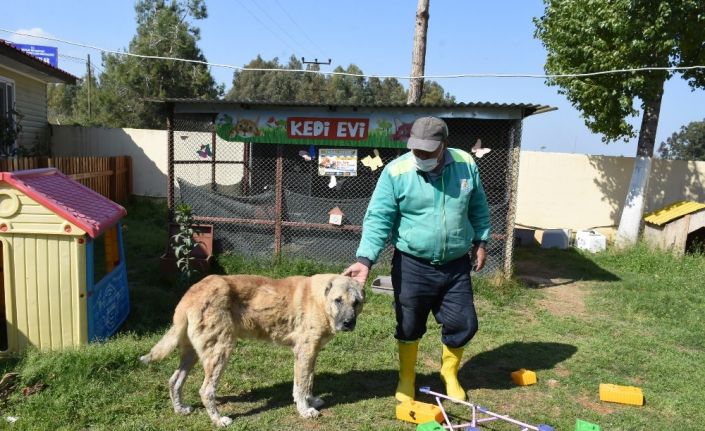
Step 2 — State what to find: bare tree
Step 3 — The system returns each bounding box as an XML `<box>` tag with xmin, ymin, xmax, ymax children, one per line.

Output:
<box><xmin>407</xmin><ymin>0</ymin><xmax>429</xmax><ymax>104</ymax></box>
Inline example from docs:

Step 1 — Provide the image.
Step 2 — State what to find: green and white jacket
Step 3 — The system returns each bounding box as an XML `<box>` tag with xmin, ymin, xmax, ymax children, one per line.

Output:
<box><xmin>356</xmin><ymin>148</ymin><xmax>491</xmax><ymax>265</ymax></box>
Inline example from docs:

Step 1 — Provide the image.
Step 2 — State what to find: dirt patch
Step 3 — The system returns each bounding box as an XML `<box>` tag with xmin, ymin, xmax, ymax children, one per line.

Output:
<box><xmin>536</xmin><ymin>282</ymin><xmax>590</xmax><ymax>317</ymax></box>
<box><xmin>576</xmin><ymin>393</ymin><xmax>616</xmax><ymax>414</ymax></box>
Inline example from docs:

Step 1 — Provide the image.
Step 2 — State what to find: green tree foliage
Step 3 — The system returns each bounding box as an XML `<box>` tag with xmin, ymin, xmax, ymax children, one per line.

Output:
<box><xmin>47</xmin><ymin>83</ymin><xmax>77</xmax><ymax>125</ymax></box>
<box><xmin>658</xmin><ymin>119</ymin><xmax>705</xmax><ymax>161</ymax></box>
<box><xmin>47</xmin><ymin>72</ymin><xmax>100</xmax><ymax>126</ymax></box>
<box><xmin>225</xmin><ymin>55</ymin><xmax>303</xmax><ymax>102</ymax></box>
<box><xmin>95</xmin><ymin>0</ymin><xmax>221</xmax><ymax>129</ymax></box>
<box><xmin>420</xmin><ymin>81</ymin><xmax>456</xmax><ymax>105</ymax></box>
<box><xmin>226</xmin><ymin>55</ymin><xmax>454</xmax><ymax>104</ymax></box>
<box><xmin>534</xmin><ymin>0</ymin><xmax>705</xmax><ymax>147</ymax></box>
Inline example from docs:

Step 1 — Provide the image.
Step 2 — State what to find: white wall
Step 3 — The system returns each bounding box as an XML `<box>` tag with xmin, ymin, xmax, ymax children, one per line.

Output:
<box><xmin>516</xmin><ymin>151</ymin><xmax>705</xmax><ymax>239</ymax></box>
<box><xmin>52</xmin><ymin>126</ymin><xmax>168</xmax><ymax>197</ymax></box>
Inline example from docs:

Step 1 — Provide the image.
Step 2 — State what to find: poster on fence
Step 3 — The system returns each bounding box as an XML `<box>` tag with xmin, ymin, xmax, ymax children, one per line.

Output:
<box><xmin>318</xmin><ymin>148</ymin><xmax>358</xmax><ymax>176</ymax></box>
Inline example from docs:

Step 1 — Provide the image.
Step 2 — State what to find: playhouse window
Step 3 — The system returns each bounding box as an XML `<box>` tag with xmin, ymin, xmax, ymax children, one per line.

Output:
<box><xmin>93</xmin><ymin>225</ymin><xmax>121</xmax><ymax>283</ymax></box>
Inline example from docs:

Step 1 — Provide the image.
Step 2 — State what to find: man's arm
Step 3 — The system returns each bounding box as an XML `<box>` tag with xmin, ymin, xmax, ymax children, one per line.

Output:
<box><xmin>468</xmin><ymin>164</ymin><xmax>491</xmax><ymax>243</ymax></box>
<box><xmin>344</xmin><ymin>167</ymin><xmax>399</xmax><ymax>284</ymax></box>
<box><xmin>355</xmin><ymin>166</ymin><xmax>399</xmax><ymax>264</ymax></box>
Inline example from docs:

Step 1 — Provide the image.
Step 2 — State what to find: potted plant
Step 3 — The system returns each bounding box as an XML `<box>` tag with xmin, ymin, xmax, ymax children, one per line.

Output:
<box><xmin>160</xmin><ymin>203</ymin><xmax>214</xmax><ymax>281</ymax></box>
<box><xmin>0</xmin><ymin>109</ymin><xmax>23</xmax><ymax>158</ymax></box>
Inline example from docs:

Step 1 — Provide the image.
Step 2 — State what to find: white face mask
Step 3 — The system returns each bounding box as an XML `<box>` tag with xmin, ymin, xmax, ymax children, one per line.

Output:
<box><xmin>414</xmin><ymin>156</ymin><xmax>439</xmax><ymax>172</ymax></box>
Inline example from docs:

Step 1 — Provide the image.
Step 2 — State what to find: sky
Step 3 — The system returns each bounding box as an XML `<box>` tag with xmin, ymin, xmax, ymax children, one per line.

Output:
<box><xmin>3</xmin><ymin>0</ymin><xmax>705</xmax><ymax>156</ymax></box>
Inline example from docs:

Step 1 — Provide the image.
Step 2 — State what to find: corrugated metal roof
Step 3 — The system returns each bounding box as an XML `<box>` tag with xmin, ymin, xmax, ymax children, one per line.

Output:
<box><xmin>643</xmin><ymin>200</ymin><xmax>705</xmax><ymax>226</ymax></box>
<box><xmin>0</xmin><ymin>40</ymin><xmax>78</xmax><ymax>84</ymax></box>
<box><xmin>155</xmin><ymin>98</ymin><xmax>556</xmax><ymax>118</ymax></box>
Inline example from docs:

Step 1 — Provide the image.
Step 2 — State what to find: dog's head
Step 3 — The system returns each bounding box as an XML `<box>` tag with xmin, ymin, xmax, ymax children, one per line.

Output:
<box><xmin>317</xmin><ymin>274</ymin><xmax>364</xmax><ymax>332</ymax></box>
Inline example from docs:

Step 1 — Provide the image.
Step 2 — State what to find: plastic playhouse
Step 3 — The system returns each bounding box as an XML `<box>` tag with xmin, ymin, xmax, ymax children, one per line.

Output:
<box><xmin>0</xmin><ymin>168</ymin><xmax>130</xmax><ymax>355</ymax></box>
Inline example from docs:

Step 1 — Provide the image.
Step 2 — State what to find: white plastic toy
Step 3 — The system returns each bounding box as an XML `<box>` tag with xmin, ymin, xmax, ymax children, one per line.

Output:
<box><xmin>418</xmin><ymin>387</ymin><xmax>554</xmax><ymax>431</ymax></box>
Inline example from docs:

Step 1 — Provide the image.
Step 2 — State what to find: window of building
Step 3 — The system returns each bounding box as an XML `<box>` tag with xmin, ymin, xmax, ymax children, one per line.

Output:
<box><xmin>0</xmin><ymin>77</ymin><xmax>15</xmax><ymax>118</ymax></box>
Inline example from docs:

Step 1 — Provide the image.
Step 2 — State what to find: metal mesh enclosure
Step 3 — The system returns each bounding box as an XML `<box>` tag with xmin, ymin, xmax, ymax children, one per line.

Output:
<box><xmin>166</xmin><ymin>102</ymin><xmax>542</xmax><ymax>278</ymax></box>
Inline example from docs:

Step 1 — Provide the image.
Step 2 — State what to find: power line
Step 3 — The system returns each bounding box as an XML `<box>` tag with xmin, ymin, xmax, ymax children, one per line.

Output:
<box><xmin>273</xmin><ymin>0</ymin><xmax>328</xmax><ymax>59</ymax></box>
<box><xmin>2</xmin><ymin>28</ymin><xmax>704</xmax><ymax>81</ymax></box>
<box><xmin>233</xmin><ymin>0</ymin><xmax>301</xmax><ymax>57</ymax></box>
<box><xmin>245</xmin><ymin>0</ymin><xmax>315</xmax><ymax>59</ymax></box>
<box><xmin>58</xmin><ymin>54</ymin><xmax>86</xmax><ymax>64</ymax></box>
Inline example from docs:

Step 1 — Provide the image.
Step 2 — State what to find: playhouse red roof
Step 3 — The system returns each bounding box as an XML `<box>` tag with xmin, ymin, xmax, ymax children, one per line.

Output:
<box><xmin>0</xmin><ymin>168</ymin><xmax>126</xmax><ymax>238</ymax></box>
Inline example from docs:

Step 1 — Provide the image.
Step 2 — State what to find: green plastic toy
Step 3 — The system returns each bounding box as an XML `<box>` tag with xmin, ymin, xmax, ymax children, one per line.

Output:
<box><xmin>575</xmin><ymin>419</ymin><xmax>601</xmax><ymax>431</ymax></box>
<box><xmin>417</xmin><ymin>420</ymin><xmax>445</xmax><ymax>431</ymax></box>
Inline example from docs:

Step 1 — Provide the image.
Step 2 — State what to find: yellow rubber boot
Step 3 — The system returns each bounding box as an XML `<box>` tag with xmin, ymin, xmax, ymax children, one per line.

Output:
<box><xmin>441</xmin><ymin>345</ymin><xmax>467</xmax><ymax>401</ymax></box>
<box><xmin>395</xmin><ymin>341</ymin><xmax>419</xmax><ymax>402</ymax></box>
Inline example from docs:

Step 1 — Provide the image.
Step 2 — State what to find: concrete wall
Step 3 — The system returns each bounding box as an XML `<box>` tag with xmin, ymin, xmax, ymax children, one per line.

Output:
<box><xmin>516</xmin><ymin>151</ymin><xmax>705</xmax><ymax>239</ymax></box>
<box><xmin>51</xmin><ymin>126</ymin><xmax>705</xmax><ymax>240</ymax></box>
<box><xmin>51</xmin><ymin>126</ymin><xmax>168</xmax><ymax>197</ymax></box>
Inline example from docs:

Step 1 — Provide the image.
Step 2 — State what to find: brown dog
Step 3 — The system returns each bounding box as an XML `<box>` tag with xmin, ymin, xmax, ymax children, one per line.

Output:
<box><xmin>140</xmin><ymin>273</ymin><xmax>364</xmax><ymax>427</ymax></box>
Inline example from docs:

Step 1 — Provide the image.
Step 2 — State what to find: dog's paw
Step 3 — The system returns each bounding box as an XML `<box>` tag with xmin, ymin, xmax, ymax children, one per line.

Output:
<box><xmin>174</xmin><ymin>405</ymin><xmax>193</xmax><ymax>415</ymax></box>
<box><xmin>306</xmin><ymin>396</ymin><xmax>324</xmax><ymax>409</ymax></box>
<box><xmin>139</xmin><ymin>354</ymin><xmax>151</xmax><ymax>364</ymax></box>
<box><xmin>299</xmin><ymin>407</ymin><xmax>320</xmax><ymax>419</ymax></box>
<box><xmin>214</xmin><ymin>416</ymin><xmax>233</xmax><ymax>427</ymax></box>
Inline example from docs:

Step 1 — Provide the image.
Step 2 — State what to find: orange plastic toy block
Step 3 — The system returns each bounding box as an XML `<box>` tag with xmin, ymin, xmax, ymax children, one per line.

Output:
<box><xmin>599</xmin><ymin>383</ymin><xmax>644</xmax><ymax>406</ymax></box>
<box><xmin>396</xmin><ymin>400</ymin><xmax>445</xmax><ymax>424</ymax></box>
<box><xmin>511</xmin><ymin>368</ymin><xmax>537</xmax><ymax>386</ymax></box>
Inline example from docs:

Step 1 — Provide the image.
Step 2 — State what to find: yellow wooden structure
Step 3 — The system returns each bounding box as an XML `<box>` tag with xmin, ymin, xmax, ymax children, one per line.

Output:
<box><xmin>643</xmin><ymin>200</ymin><xmax>705</xmax><ymax>255</ymax></box>
<box><xmin>0</xmin><ymin>169</ymin><xmax>128</xmax><ymax>355</ymax></box>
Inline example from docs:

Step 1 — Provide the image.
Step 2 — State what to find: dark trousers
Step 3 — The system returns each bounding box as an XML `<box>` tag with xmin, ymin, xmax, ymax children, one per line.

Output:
<box><xmin>391</xmin><ymin>250</ymin><xmax>478</xmax><ymax>348</ymax></box>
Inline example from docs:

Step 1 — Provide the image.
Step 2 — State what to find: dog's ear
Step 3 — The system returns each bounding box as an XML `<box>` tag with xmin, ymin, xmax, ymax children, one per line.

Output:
<box><xmin>324</xmin><ymin>278</ymin><xmax>334</xmax><ymax>297</ymax></box>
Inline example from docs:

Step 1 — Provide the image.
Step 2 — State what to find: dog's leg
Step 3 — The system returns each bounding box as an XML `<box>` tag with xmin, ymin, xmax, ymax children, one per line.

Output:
<box><xmin>198</xmin><ymin>336</ymin><xmax>234</xmax><ymax>427</ymax></box>
<box><xmin>293</xmin><ymin>342</ymin><xmax>322</xmax><ymax>418</ymax></box>
<box><xmin>169</xmin><ymin>342</ymin><xmax>197</xmax><ymax>415</ymax></box>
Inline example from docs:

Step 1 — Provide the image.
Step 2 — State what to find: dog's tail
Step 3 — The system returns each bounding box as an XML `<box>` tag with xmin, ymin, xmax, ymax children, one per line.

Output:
<box><xmin>139</xmin><ymin>312</ymin><xmax>187</xmax><ymax>364</ymax></box>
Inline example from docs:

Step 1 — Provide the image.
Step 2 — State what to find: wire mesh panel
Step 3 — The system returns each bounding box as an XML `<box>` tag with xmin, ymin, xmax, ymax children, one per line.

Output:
<box><xmin>169</xmin><ymin>106</ymin><xmax>526</xmax><ymax>278</ymax></box>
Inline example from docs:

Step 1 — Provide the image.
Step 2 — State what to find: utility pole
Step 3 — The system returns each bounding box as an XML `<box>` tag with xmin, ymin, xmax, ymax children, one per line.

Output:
<box><xmin>86</xmin><ymin>54</ymin><xmax>92</xmax><ymax>122</ymax></box>
<box><xmin>407</xmin><ymin>0</ymin><xmax>429</xmax><ymax>104</ymax></box>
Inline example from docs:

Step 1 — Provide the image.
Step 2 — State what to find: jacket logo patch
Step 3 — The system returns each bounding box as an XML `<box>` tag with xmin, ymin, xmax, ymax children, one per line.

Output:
<box><xmin>460</xmin><ymin>178</ymin><xmax>471</xmax><ymax>193</ymax></box>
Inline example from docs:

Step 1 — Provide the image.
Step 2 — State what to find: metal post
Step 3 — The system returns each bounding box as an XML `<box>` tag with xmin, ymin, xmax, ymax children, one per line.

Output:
<box><xmin>242</xmin><ymin>142</ymin><xmax>250</xmax><ymax>196</ymax></box>
<box><xmin>211</xmin><ymin>114</ymin><xmax>217</xmax><ymax>191</ymax></box>
<box><xmin>166</xmin><ymin>104</ymin><xmax>175</xmax><ymax>219</ymax></box>
<box><xmin>274</xmin><ymin>144</ymin><xmax>284</xmax><ymax>257</ymax></box>
<box><xmin>503</xmin><ymin>123</ymin><xmax>521</xmax><ymax>279</ymax></box>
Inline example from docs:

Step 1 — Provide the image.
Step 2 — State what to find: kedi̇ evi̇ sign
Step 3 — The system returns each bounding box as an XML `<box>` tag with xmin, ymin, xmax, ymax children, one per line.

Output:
<box><xmin>287</xmin><ymin>117</ymin><xmax>369</xmax><ymax>140</ymax></box>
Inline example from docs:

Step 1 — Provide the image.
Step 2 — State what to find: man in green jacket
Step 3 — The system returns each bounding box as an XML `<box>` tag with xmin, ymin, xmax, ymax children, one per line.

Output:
<box><xmin>343</xmin><ymin>116</ymin><xmax>491</xmax><ymax>402</ymax></box>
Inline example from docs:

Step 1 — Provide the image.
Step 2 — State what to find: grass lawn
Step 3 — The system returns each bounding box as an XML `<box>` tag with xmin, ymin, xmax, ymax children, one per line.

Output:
<box><xmin>0</xmin><ymin>198</ymin><xmax>703</xmax><ymax>430</ymax></box>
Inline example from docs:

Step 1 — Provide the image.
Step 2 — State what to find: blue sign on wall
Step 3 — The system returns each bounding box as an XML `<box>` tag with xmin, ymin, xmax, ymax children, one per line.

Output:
<box><xmin>12</xmin><ymin>43</ymin><xmax>59</xmax><ymax>68</ymax></box>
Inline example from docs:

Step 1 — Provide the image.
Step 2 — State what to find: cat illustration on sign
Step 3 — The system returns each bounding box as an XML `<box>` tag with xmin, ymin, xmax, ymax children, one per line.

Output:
<box><xmin>229</xmin><ymin>117</ymin><xmax>261</xmax><ymax>138</ymax></box>
<box><xmin>471</xmin><ymin>139</ymin><xmax>491</xmax><ymax>158</ymax></box>
<box><xmin>197</xmin><ymin>144</ymin><xmax>213</xmax><ymax>159</ymax></box>
<box><xmin>391</xmin><ymin>119</ymin><xmax>413</xmax><ymax>141</ymax></box>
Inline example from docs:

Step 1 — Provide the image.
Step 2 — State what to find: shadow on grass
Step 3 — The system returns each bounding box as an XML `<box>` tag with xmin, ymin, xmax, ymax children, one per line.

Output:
<box><xmin>513</xmin><ymin>247</ymin><xmax>620</xmax><ymax>287</ymax></box>
<box><xmin>211</xmin><ymin>341</ymin><xmax>575</xmax><ymax>419</ymax></box>
<box><xmin>216</xmin><ymin>368</ymin><xmax>398</xmax><ymax>418</ymax></box>
<box><xmin>460</xmin><ymin>341</ymin><xmax>577</xmax><ymax>390</ymax></box>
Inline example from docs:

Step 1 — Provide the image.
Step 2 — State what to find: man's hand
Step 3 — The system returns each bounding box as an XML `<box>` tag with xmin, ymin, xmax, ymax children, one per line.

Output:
<box><xmin>342</xmin><ymin>262</ymin><xmax>370</xmax><ymax>286</ymax></box>
<box><xmin>471</xmin><ymin>245</ymin><xmax>486</xmax><ymax>271</ymax></box>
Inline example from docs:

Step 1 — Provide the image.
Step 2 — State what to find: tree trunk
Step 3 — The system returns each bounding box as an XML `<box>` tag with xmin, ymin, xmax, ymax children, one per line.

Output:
<box><xmin>407</xmin><ymin>0</ymin><xmax>430</xmax><ymax>105</ymax></box>
<box><xmin>615</xmin><ymin>83</ymin><xmax>664</xmax><ymax>248</ymax></box>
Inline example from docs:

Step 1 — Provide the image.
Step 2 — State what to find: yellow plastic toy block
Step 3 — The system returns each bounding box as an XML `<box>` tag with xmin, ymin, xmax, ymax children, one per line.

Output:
<box><xmin>511</xmin><ymin>368</ymin><xmax>537</xmax><ymax>386</ymax></box>
<box><xmin>599</xmin><ymin>383</ymin><xmax>644</xmax><ymax>406</ymax></box>
<box><xmin>396</xmin><ymin>400</ymin><xmax>445</xmax><ymax>424</ymax></box>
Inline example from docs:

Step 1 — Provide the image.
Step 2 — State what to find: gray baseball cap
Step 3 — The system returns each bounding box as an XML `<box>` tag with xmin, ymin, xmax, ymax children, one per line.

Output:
<box><xmin>406</xmin><ymin>117</ymin><xmax>448</xmax><ymax>152</ymax></box>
